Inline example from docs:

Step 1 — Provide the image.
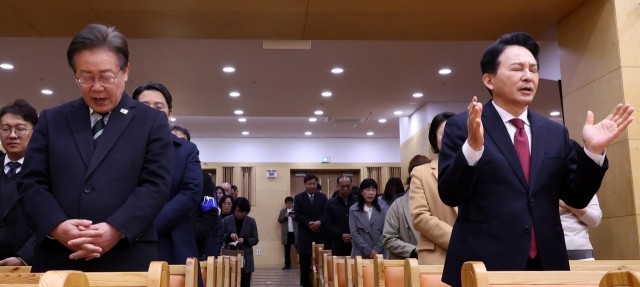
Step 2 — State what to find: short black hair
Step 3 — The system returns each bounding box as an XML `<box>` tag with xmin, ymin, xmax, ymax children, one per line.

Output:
<box><xmin>215</xmin><ymin>186</ymin><xmax>226</xmax><ymax>195</ymax></box>
<box><xmin>171</xmin><ymin>125</ymin><xmax>191</xmax><ymax>141</ymax></box>
<box><xmin>336</xmin><ymin>175</ymin><xmax>352</xmax><ymax>185</ymax></box>
<box><xmin>285</xmin><ymin>196</ymin><xmax>294</xmax><ymax>203</ymax></box>
<box><xmin>233</xmin><ymin>197</ymin><xmax>251</xmax><ymax>214</ymax></box>
<box><xmin>480</xmin><ymin>32</ymin><xmax>540</xmax><ymax>96</ymax></box>
<box><xmin>231</xmin><ymin>185</ymin><xmax>237</xmax><ymax>191</ymax></box>
<box><xmin>132</xmin><ymin>82</ymin><xmax>173</xmax><ymax>109</ymax></box>
<box><xmin>429</xmin><ymin>112</ymin><xmax>456</xmax><ymax>154</ymax></box>
<box><xmin>382</xmin><ymin>177</ymin><xmax>404</xmax><ymax>202</ymax></box>
<box><xmin>67</xmin><ymin>24</ymin><xmax>129</xmax><ymax>72</ymax></box>
<box><xmin>357</xmin><ymin>178</ymin><xmax>381</xmax><ymax>212</ymax></box>
<box><xmin>303</xmin><ymin>174</ymin><xmax>318</xmax><ymax>184</ymax></box>
<box><xmin>0</xmin><ymin>99</ymin><xmax>38</xmax><ymax>127</ymax></box>
<box><xmin>218</xmin><ymin>194</ymin><xmax>233</xmax><ymax>211</ymax></box>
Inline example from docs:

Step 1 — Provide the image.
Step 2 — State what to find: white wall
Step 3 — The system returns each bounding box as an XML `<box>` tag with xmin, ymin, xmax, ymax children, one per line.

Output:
<box><xmin>399</xmin><ymin>102</ymin><xmax>469</xmax><ymax>144</ymax></box>
<box><xmin>191</xmin><ymin>137</ymin><xmax>400</xmax><ymax>163</ymax></box>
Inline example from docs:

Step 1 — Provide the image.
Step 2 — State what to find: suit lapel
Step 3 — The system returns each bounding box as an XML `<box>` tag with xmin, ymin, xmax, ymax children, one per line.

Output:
<box><xmin>482</xmin><ymin>101</ymin><xmax>528</xmax><ymax>191</ymax></box>
<box><xmin>86</xmin><ymin>94</ymin><xmax>136</xmax><ymax>179</ymax></box>
<box><xmin>0</xmin><ymin>162</ymin><xmax>18</xmax><ymax>220</ymax></box>
<box><xmin>369</xmin><ymin>208</ymin><xmax>381</xmax><ymax>228</ymax></box>
<box><xmin>430</xmin><ymin>159</ymin><xmax>439</xmax><ymax>180</ymax></box>
<box><xmin>528</xmin><ymin>113</ymin><xmax>545</xmax><ymax>194</ymax></box>
<box><xmin>66</xmin><ymin>99</ymin><xmax>93</xmax><ymax>168</ymax></box>
<box><xmin>355</xmin><ymin>209</ymin><xmax>371</xmax><ymax>233</ymax></box>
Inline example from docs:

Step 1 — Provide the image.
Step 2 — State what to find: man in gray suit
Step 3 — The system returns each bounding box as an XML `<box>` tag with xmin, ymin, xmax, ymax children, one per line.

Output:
<box><xmin>277</xmin><ymin>197</ymin><xmax>297</xmax><ymax>270</ymax></box>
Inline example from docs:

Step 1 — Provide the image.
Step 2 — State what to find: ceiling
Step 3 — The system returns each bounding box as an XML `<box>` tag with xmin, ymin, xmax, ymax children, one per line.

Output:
<box><xmin>0</xmin><ymin>0</ymin><xmax>587</xmax><ymax>40</ymax></box>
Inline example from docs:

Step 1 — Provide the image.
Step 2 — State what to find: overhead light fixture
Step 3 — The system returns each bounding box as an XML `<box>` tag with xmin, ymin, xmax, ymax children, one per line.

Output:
<box><xmin>238</xmin><ymin>118</ymin><xmax>246</xmax><ymax>122</ymax></box>
<box><xmin>378</xmin><ymin>119</ymin><xmax>387</xmax><ymax>123</ymax></box>
<box><xmin>322</xmin><ymin>92</ymin><xmax>332</xmax><ymax>97</ymax></box>
<box><xmin>230</xmin><ymin>92</ymin><xmax>240</xmax><ymax>97</ymax></box>
<box><xmin>0</xmin><ymin>63</ymin><xmax>14</xmax><ymax>70</ymax></box>
<box><xmin>242</xmin><ymin>131</ymin><xmax>249</xmax><ymax>135</ymax></box>
<box><xmin>234</xmin><ymin>110</ymin><xmax>244</xmax><ymax>115</ymax></box>
<box><xmin>413</xmin><ymin>93</ymin><xmax>423</xmax><ymax>98</ymax></box>
<box><xmin>305</xmin><ymin>132</ymin><xmax>312</xmax><ymax>135</ymax></box>
<box><xmin>314</xmin><ymin>110</ymin><xmax>323</xmax><ymax>115</ymax></box>
<box><xmin>550</xmin><ymin>111</ymin><xmax>561</xmax><ymax>116</ymax></box>
<box><xmin>309</xmin><ymin>118</ymin><xmax>317</xmax><ymax>122</ymax></box>
<box><xmin>439</xmin><ymin>68</ymin><xmax>452</xmax><ymax>75</ymax></box>
<box><xmin>170</xmin><ymin>117</ymin><xmax>176</xmax><ymax>122</ymax></box>
<box><xmin>367</xmin><ymin>132</ymin><xmax>374</xmax><ymax>136</ymax></box>
<box><xmin>394</xmin><ymin>111</ymin><xmax>403</xmax><ymax>115</ymax></box>
<box><xmin>331</xmin><ymin>68</ymin><xmax>344</xmax><ymax>74</ymax></box>
<box><xmin>41</xmin><ymin>89</ymin><xmax>53</xmax><ymax>95</ymax></box>
<box><xmin>223</xmin><ymin>67</ymin><xmax>235</xmax><ymax>73</ymax></box>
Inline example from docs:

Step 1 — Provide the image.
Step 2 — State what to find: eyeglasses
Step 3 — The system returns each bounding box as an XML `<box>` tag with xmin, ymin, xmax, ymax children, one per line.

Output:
<box><xmin>140</xmin><ymin>101</ymin><xmax>167</xmax><ymax>110</ymax></box>
<box><xmin>75</xmin><ymin>70</ymin><xmax>121</xmax><ymax>87</ymax></box>
<box><xmin>0</xmin><ymin>127</ymin><xmax>32</xmax><ymax>137</ymax></box>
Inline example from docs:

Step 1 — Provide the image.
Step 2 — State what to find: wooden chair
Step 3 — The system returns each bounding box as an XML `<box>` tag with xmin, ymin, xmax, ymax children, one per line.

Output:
<box><xmin>331</xmin><ymin>256</ymin><xmax>351</xmax><ymax>287</ymax></box>
<box><xmin>169</xmin><ymin>258</ymin><xmax>199</xmax><ymax>287</ymax></box>
<box><xmin>353</xmin><ymin>256</ymin><xmax>374</xmax><ymax>287</ymax></box>
<box><xmin>462</xmin><ymin>261</ymin><xmax>608</xmax><ymax>287</ymax></box>
<box><xmin>403</xmin><ymin>259</ymin><xmax>446</xmax><ymax>287</ymax></box>
<box><xmin>319</xmin><ymin>250</ymin><xmax>332</xmax><ymax>287</ymax></box>
<box><xmin>373</xmin><ymin>254</ymin><xmax>404</xmax><ymax>287</ymax></box>
<box><xmin>571</xmin><ymin>261</ymin><xmax>640</xmax><ymax>271</ymax></box>
<box><xmin>345</xmin><ymin>258</ymin><xmax>355</xmax><ymax>287</ymax></box>
<box><xmin>599</xmin><ymin>270</ymin><xmax>640</xmax><ymax>287</ymax></box>
<box><xmin>312</xmin><ymin>244</ymin><xmax>324</xmax><ymax>287</ymax></box>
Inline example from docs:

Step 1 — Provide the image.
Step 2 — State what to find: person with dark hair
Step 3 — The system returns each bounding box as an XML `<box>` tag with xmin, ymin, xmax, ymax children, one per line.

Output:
<box><xmin>223</xmin><ymin>197</ymin><xmax>258</xmax><ymax>287</ymax></box>
<box><xmin>294</xmin><ymin>174</ymin><xmax>327</xmax><ymax>287</ymax></box>
<box><xmin>171</xmin><ymin>125</ymin><xmax>191</xmax><ymax>141</ymax></box>
<box><xmin>409</xmin><ymin>112</ymin><xmax>458</xmax><ymax>265</ymax></box>
<box><xmin>231</xmin><ymin>185</ymin><xmax>238</xmax><ymax>199</ymax></box>
<box><xmin>219</xmin><ymin>195</ymin><xmax>234</xmax><ymax>220</ymax></box>
<box><xmin>321</xmin><ymin>176</ymin><xmax>357</xmax><ymax>257</ymax></box>
<box><xmin>214</xmin><ymin>186</ymin><xmax>226</xmax><ymax>203</ymax></box>
<box><xmin>349</xmin><ymin>178</ymin><xmax>386</xmax><ymax>259</ymax></box>
<box><xmin>18</xmin><ymin>24</ymin><xmax>173</xmax><ymax>272</ymax></box>
<box><xmin>132</xmin><ymin>82</ymin><xmax>203</xmax><ymax>268</ymax></box>
<box><xmin>439</xmin><ymin>32</ymin><xmax>634</xmax><ymax>287</ymax></box>
<box><xmin>378</xmin><ymin>177</ymin><xmax>404</xmax><ymax>212</ymax></box>
<box><xmin>0</xmin><ymin>100</ymin><xmax>38</xmax><ymax>266</ymax></box>
<box><xmin>351</xmin><ymin>186</ymin><xmax>360</xmax><ymax>197</ymax></box>
<box><xmin>278</xmin><ymin>196</ymin><xmax>297</xmax><ymax>270</ymax></box>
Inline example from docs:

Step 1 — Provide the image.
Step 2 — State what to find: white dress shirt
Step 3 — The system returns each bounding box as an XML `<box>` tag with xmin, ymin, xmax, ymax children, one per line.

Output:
<box><xmin>3</xmin><ymin>156</ymin><xmax>24</xmax><ymax>175</ymax></box>
<box><xmin>363</xmin><ymin>204</ymin><xmax>373</xmax><ymax>220</ymax></box>
<box><xmin>286</xmin><ymin>208</ymin><xmax>294</xmax><ymax>232</ymax></box>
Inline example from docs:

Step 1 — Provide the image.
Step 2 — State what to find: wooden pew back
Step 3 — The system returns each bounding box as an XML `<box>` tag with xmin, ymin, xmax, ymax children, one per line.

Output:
<box><xmin>40</xmin><ymin>271</ymin><xmax>90</xmax><ymax>287</ymax></box>
<box><xmin>373</xmin><ymin>254</ymin><xmax>404</xmax><ymax>287</ymax></box>
<box><xmin>570</xmin><ymin>261</ymin><xmax>640</xmax><ymax>271</ymax></box>
<box><xmin>354</xmin><ymin>256</ymin><xmax>374</xmax><ymax>287</ymax></box>
<box><xmin>85</xmin><ymin>261</ymin><xmax>170</xmax><ymax>287</ymax></box>
<box><xmin>403</xmin><ymin>259</ymin><xmax>445</xmax><ymax>287</ymax></box>
<box><xmin>462</xmin><ymin>262</ymin><xmax>607</xmax><ymax>287</ymax></box>
<box><xmin>599</xmin><ymin>270</ymin><xmax>640</xmax><ymax>287</ymax></box>
<box><xmin>169</xmin><ymin>258</ymin><xmax>199</xmax><ymax>287</ymax></box>
<box><xmin>331</xmin><ymin>257</ymin><xmax>348</xmax><ymax>287</ymax></box>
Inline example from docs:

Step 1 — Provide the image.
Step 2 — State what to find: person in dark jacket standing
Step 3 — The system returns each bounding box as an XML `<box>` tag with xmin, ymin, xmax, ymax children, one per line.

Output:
<box><xmin>294</xmin><ymin>174</ymin><xmax>327</xmax><ymax>287</ymax></box>
<box><xmin>321</xmin><ymin>176</ymin><xmax>357</xmax><ymax>256</ymax></box>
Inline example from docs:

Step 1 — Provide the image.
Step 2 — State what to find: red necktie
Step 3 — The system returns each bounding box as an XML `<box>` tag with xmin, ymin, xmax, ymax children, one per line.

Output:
<box><xmin>509</xmin><ymin>118</ymin><xmax>537</xmax><ymax>258</ymax></box>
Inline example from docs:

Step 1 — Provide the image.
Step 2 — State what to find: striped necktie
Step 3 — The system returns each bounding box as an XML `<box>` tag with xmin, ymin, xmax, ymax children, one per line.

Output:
<box><xmin>92</xmin><ymin>113</ymin><xmax>108</xmax><ymax>148</ymax></box>
<box><xmin>6</xmin><ymin>161</ymin><xmax>21</xmax><ymax>177</ymax></box>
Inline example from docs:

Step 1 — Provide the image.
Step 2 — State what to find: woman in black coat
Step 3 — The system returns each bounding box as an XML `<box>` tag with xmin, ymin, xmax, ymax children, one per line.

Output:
<box><xmin>223</xmin><ymin>197</ymin><xmax>259</xmax><ymax>287</ymax></box>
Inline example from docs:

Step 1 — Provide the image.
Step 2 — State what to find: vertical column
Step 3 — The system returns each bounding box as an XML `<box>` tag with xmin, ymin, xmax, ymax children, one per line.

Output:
<box><xmin>558</xmin><ymin>0</ymin><xmax>640</xmax><ymax>259</ymax></box>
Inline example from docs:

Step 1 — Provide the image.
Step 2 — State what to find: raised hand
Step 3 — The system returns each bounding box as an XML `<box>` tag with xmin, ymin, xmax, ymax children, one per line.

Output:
<box><xmin>467</xmin><ymin>96</ymin><xmax>484</xmax><ymax>151</ymax></box>
<box><xmin>583</xmin><ymin>104</ymin><xmax>634</xmax><ymax>155</ymax></box>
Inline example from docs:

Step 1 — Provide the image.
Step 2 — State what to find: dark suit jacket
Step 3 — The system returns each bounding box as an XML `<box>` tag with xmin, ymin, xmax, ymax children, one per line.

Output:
<box><xmin>192</xmin><ymin>171</ymin><xmax>220</xmax><ymax>259</ymax></box>
<box><xmin>222</xmin><ymin>215</ymin><xmax>259</xmax><ymax>273</ymax></box>
<box><xmin>155</xmin><ymin>134</ymin><xmax>202</xmax><ymax>264</ymax></box>
<box><xmin>0</xmin><ymin>159</ymin><xmax>35</xmax><ymax>264</ymax></box>
<box><xmin>438</xmin><ymin>100</ymin><xmax>607</xmax><ymax>287</ymax></box>
<box><xmin>18</xmin><ymin>94</ymin><xmax>173</xmax><ymax>272</ymax></box>
<box><xmin>321</xmin><ymin>195</ymin><xmax>358</xmax><ymax>256</ymax></box>
<box><xmin>294</xmin><ymin>191</ymin><xmax>327</xmax><ymax>255</ymax></box>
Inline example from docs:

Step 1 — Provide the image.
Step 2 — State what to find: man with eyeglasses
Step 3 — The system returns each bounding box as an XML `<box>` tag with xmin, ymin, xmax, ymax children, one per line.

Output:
<box><xmin>0</xmin><ymin>100</ymin><xmax>37</xmax><ymax>267</ymax></box>
<box><xmin>18</xmin><ymin>24</ymin><xmax>173</xmax><ymax>272</ymax></box>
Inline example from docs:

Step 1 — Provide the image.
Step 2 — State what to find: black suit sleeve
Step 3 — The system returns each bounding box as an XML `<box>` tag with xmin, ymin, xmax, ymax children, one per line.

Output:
<box><xmin>320</xmin><ymin>200</ymin><xmax>342</xmax><ymax>240</ymax></box>
<box><xmin>16</xmin><ymin>236</ymin><xmax>35</xmax><ymax>264</ymax></box>
<box><xmin>294</xmin><ymin>195</ymin><xmax>311</xmax><ymax>227</ymax></box>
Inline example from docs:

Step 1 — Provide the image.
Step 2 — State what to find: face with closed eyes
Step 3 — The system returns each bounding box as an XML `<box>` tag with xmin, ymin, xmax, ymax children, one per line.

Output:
<box><xmin>74</xmin><ymin>49</ymin><xmax>129</xmax><ymax>114</ymax></box>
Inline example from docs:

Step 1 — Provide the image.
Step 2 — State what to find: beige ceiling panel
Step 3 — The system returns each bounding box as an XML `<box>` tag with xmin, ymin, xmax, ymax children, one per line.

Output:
<box><xmin>491</xmin><ymin>13</ymin><xmax>560</xmax><ymax>41</ymax></box>
<box><xmin>0</xmin><ymin>0</ymin><xmax>41</xmax><ymax>36</ymax></box>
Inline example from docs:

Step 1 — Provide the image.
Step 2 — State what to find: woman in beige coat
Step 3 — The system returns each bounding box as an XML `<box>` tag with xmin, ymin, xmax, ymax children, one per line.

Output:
<box><xmin>409</xmin><ymin>112</ymin><xmax>458</xmax><ymax>265</ymax></box>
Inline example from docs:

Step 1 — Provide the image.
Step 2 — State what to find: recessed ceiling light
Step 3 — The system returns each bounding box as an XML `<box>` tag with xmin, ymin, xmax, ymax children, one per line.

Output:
<box><xmin>413</xmin><ymin>93</ymin><xmax>423</xmax><ymax>98</ymax></box>
<box><xmin>378</xmin><ymin>119</ymin><xmax>387</xmax><ymax>123</ymax></box>
<box><xmin>41</xmin><ymin>89</ymin><xmax>53</xmax><ymax>95</ymax></box>
<box><xmin>394</xmin><ymin>111</ymin><xmax>403</xmax><ymax>115</ymax></box>
<box><xmin>309</xmin><ymin>118</ymin><xmax>317</xmax><ymax>122</ymax></box>
<box><xmin>223</xmin><ymin>67</ymin><xmax>235</xmax><ymax>73</ymax></box>
<box><xmin>242</xmin><ymin>131</ymin><xmax>249</xmax><ymax>135</ymax></box>
<box><xmin>238</xmin><ymin>118</ymin><xmax>246</xmax><ymax>122</ymax></box>
<box><xmin>305</xmin><ymin>132</ymin><xmax>312</xmax><ymax>135</ymax></box>
<box><xmin>315</xmin><ymin>110</ymin><xmax>323</xmax><ymax>115</ymax></box>
<box><xmin>0</xmin><ymin>63</ymin><xmax>14</xmax><ymax>70</ymax></box>
<box><xmin>170</xmin><ymin>117</ymin><xmax>176</xmax><ymax>122</ymax></box>
<box><xmin>550</xmin><ymin>111</ymin><xmax>561</xmax><ymax>116</ymax></box>
<box><xmin>322</xmin><ymin>92</ymin><xmax>332</xmax><ymax>97</ymax></box>
<box><xmin>234</xmin><ymin>110</ymin><xmax>243</xmax><ymax>115</ymax></box>
<box><xmin>367</xmin><ymin>132</ymin><xmax>374</xmax><ymax>136</ymax></box>
<box><xmin>230</xmin><ymin>92</ymin><xmax>240</xmax><ymax>97</ymax></box>
<box><xmin>331</xmin><ymin>68</ymin><xmax>344</xmax><ymax>74</ymax></box>
<box><xmin>439</xmin><ymin>68</ymin><xmax>452</xmax><ymax>75</ymax></box>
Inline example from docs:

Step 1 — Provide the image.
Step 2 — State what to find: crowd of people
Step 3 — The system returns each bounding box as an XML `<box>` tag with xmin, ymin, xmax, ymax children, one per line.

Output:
<box><xmin>0</xmin><ymin>23</ymin><xmax>633</xmax><ymax>287</ymax></box>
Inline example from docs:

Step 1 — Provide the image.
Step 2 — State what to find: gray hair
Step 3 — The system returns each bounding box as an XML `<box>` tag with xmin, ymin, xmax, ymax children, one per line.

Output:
<box><xmin>67</xmin><ymin>24</ymin><xmax>129</xmax><ymax>72</ymax></box>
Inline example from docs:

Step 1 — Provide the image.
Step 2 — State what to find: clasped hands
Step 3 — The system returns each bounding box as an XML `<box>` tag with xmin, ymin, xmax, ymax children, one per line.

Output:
<box><xmin>466</xmin><ymin>96</ymin><xmax>635</xmax><ymax>154</ymax></box>
<box><xmin>230</xmin><ymin>233</ymin><xmax>244</xmax><ymax>244</ymax></box>
<box><xmin>50</xmin><ymin>219</ymin><xmax>122</xmax><ymax>261</ymax></box>
<box><xmin>308</xmin><ymin>221</ymin><xmax>321</xmax><ymax>233</ymax></box>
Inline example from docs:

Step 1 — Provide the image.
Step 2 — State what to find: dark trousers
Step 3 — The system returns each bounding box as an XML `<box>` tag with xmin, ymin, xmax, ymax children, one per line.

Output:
<box><xmin>299</xmin><ymin>254</ymin><xmax>312</xmax><ymax>287</ymax></box>
<box><xmin>241</xmin><ymin>272</ymin><xmax>251</xmax><ymax>287</ymax></box>
<box><xmin>525</xmin><ymin>255</ymin><xmax>543</xmax><ymax>271</ymax></box>
<box><xmin>284</xmin><ymin>232</ymin><xmax>296</xmax><ymax>268</ymax></box>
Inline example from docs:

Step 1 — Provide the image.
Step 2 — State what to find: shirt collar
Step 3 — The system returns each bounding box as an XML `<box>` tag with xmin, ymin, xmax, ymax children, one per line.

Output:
<box><xmin>492</xmin><ymin>101</ymin><xmax>529</xmax><ymax>126</ymax></box>
<box><xmin>4</xmin><ymin>155</ymin><xmax>24</xmax><ymax>167</ymax></box>
<box><xmin>89</xmin><ymin>108</ymin><xmax>111</xmax><ymax>116</ymax></box>
<box><xmin>363</xmin><ymin>205</ymin><xmax>372</xmax><ymax>212</ymax></box>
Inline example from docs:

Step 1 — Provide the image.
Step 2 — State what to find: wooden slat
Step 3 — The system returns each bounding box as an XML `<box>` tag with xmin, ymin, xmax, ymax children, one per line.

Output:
<box><xmin>40</xmin><ymin>271</ymin><xmax>90</xmax><ymax>287</ymax></box>
<box><xmin>206</xmin><ymin>257</ymin><xmax>215</xmax><ymax>287</ymax></box>
<box><xmin>0</xmin><ymin>267</ymin><xmax>31</xmax><ymax>273</ymax></box>
<box><xmin>599</xmin><ymin>270</ymin><xmax>640</xmax><ymax>287</ymax></box>
<box><xmin>486</xmin><ymin>271</ymin><xmax>608</xmax><ymax>284</ymax></box>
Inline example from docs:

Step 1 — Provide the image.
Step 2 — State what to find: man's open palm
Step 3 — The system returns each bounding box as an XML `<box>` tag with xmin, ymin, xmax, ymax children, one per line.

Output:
<box><xmin>583</xmin><ymin>104</ymin><xmax>634</xmax><ymax>155</ymax></box>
